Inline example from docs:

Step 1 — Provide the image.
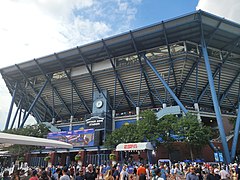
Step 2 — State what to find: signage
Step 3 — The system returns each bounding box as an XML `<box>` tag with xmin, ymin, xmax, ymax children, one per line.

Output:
<box><xmin>214</xmin><ymin>152</ymin><xmax>224</xmax><ymax>162</ymax></box>
<box><xmin>47</xmin><ymin>129</ymin><xmax>94</xmax><ymax>147</ymax></box>
<box><xmin>85</xmin><ymin>116</ymin><xmax>105</xmax><ymax>129</ymax></box>
<box><xmin>124</xmin><ymin>144</ymin><xmax>138</xmax><ymax>149</ymax></box>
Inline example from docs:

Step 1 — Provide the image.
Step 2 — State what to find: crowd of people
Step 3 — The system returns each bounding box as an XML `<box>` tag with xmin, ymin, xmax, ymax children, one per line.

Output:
<box><xmin>0</xmin><ymin>161</ymin><xmax>240</xmax><ymax>180</ymax></box>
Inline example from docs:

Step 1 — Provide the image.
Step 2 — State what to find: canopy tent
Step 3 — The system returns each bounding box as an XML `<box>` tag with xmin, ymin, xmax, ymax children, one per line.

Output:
<box><xmin>116</xmin><ymin>142</ymin><xmax>154</xmax><ymax>151</ymax></box>
<box><xmin>0</xmin><ymin>132</ymin><xmax>73</xmax><ymax>149</ymax></box>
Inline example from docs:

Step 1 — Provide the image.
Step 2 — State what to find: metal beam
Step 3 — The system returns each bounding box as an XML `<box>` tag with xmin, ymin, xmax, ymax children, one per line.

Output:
<box><xmin>55</xmin><ymin>53</ymin><xmax>91</xmax><ymax>114</ymax></box>
<box><xmin>197</xmin><ymin>41</ymin><xmax>239</xmax><ymax>103</ymax></box>
<box><xmin>34</xmin><ymin>59</ymin><xmax>72</xmax><ymax>115</ymax></box>
<box><xmin>76</xmin><ymin>47</ymin><xmax>113</xmax><ymax>110</ymax></box>
<box><xmin>5</xmin><ymin>82</ymin><xmax>18</xmax><ymax>130</ymax></box>
<box><xmin>219</xmin><ymin>71</ymin><xmax>240</xmax><ymax>106</ymax></box>
<box><xmin>206</xmin><ymin>18</ymin><xmax>224</xmax><ymax>46</ymax></box>
<box><xmin>178</xmin><ymin>61</ymin><xmax>198</xmax><ymax>99</ymax></box>
<box><xmin>129</xmin><ymin>31</ymin><xmax>155</xmax><ymax>107</ymax></box>
<box><xmin>231</xmin><ymin>102</ymin><xmax>240</xmax><ymax>161</ymax></box>
<box><xmin>162</xmin><ymin>22</ymin><xmax>178</xmax><ymax>94</ymax></box>
<box><xmin>10</xmin><ymin>98</ymin><xmax>23</xmax><ymax>129</ymax></box>
<box><xmin>102</xmin><ymin>39</ymin><xmax>135</xmax><ymax>109</ymax></box>
<box><xmin>15</xmin><ymin>64</ymin><xmax>58</xmax><ymax>120</ymax></box>
<box><xmin>142</xmin><ymin>70</ymin><xmax>163</xmax><ymax>105</ymax></box>
<box><xmin>201</xmin><ymin>31</ymin><xmax>231</xmax><ymax>164</ymax></box>
<box><xmin>195</xmin><ymin>62</ymin><xmax>199</xmax><ymax>102</ymax></box>
<box><xmin>20</xmin><ymin>79</ymin><xmax>49</xmax><ymax>128</ymax></box>
<box><xmin>143</xmin><ymin>55</ymin><xmax>188</xmax><ymax>114</ymax></box>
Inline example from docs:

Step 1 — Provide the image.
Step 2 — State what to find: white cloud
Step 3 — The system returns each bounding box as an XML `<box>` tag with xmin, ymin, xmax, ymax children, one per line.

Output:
<box><xmin>0</xmin><ymin>0</ymin><xmax>141</xmax><ymax>130</ymax></box>
<box><xmin>197</xmin><ymin>0</ymin><xmax>240</xmax><ymax>23</ymax></box>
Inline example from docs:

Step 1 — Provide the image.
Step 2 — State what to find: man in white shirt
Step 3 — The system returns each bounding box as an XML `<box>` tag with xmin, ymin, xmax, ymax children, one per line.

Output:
<box><xmin>219</xmin><ymin>166</ymin><xmax>230</xmax><ymax>180</ymax></box>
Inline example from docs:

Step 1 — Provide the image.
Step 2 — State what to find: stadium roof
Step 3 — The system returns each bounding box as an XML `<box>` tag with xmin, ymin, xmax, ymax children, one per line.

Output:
<box><xmin>1</xmin><ymin>10</ymin><xmax>240</xmax><ymax>125</ymax></box>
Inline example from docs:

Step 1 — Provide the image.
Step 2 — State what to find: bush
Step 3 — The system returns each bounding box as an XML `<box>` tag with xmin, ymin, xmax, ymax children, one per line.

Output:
<box><xmin>44</xmin><ymin>156</ymin><xmax>51</xmax><ymax>162</ymax></box>
<box><xmin>75</xmin><ymin>154</ymin><xmax>81</xmax><ymax>161</ymax></box>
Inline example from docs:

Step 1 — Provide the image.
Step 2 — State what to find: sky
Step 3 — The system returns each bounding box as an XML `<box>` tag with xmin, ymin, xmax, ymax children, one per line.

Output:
<box><xmin>0</xmin><ymin>0</ymin><xmax>239</xmax><ymax>130</ymax></box>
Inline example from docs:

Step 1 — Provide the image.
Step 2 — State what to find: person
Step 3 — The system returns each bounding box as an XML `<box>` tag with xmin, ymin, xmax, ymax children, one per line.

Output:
<box><xmin>137</xmin><ymin>164</ymin><xmax>146</xmax><ymax>179</ymax></box>
<box><xmin>231</xmin><ymin>167</ymin><xmax>238</xmax><ymax>180</ymax></box>
<box><xmin>152</xmin><ymin>169</ymin><xmax>164</xmax><ymax>180</ymax></box>
<box><xmin>10</xmin><ymin>169</ymin><xmax>21</xmax><ymax>180</ymax></box>
<box><xmin>120</xmin><ymin>165</ymin><xmax>129</xmax><ymax>180</ymax></box>
<box><xmin>52</xmin><ymin>168</ymin><xmax>61</xmax><ymax>180</ymax></box>
<box><xmin>2</xmin><ymin>170</ymin><xmax>11</xmax><ymax>180</ymax></box>
<box><xmin>76</xmin><ymin>170</ymin><xmax>84</xmax><ymax>180</ymax></box>
<box><xmin>195</xmin><ymin>165</ymin><xmax>203</xmax><ymax>180</ymax></box>
<box><xmin>173</xmin><ymin>163</ymin><xmax>182</xmax><ymax>180</ymax></box>
<box><xmin>159</xmin><ymin>164</ymin><xmax>167</xmax><ymax>180</ymax></box>
<box><xmin>206</xmin><ymin>166</ymin><xmax>220</xmax><ymax>180</ymax></box>
<box><xmin>145</xmin><ymin>164</ymin><xmax>150</xmax><ymax>180</ymax></box>
<box><xmin>39</xmin><ymin>170</ymin><xmax>51</xmax><ymax>180</ymax></box>
<box><xmin>85</xmin><ymin>164</ymin><xmax>97</xmax><ymax>180</ymax></box>
<box><xmin>60</xmin><ymin>167</ymin><xmax>70</xmax><ymax>180</ymax></box>
<box><xmin>219</xmin><ymin>166</ymin><xmax>230</xmax><ymax>180</ymax></box>
<box><xmin>186</xmin><ymin>167</ymin><xmax>199</xmax><ymax>180</ymax></box>
<box><xmin>105</xmin><ymin>169</ymin><xmax>114</xmax><ymax>180</ymax></box>
<box><xmin>29</xmin><ymin>170</ymin><xmax>39</xmax><ymax>180</ymax></box>
<box><xmin>112</xmin><ymin>165</ymin><xmax>120</xmax><ymax>180</ymax></box>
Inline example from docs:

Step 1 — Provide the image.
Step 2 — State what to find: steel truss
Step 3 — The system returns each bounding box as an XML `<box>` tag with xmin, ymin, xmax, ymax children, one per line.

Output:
<box><xmin>1</xmin><ymin>11</ymin><xmax>240</xmax><ymax>163</ymax></box>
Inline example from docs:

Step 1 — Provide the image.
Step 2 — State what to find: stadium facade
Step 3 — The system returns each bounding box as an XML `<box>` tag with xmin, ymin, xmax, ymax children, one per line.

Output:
<box><xmin>1</xmin><ymin>10</ymin><xmax>240</xmax><ymax>165</ymax></box>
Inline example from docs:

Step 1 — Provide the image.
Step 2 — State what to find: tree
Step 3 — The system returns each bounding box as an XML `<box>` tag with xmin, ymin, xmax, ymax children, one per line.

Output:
<box><xmin>105</xmin><ymin>110</ymin><xmax>160</xmax><ymax>148</ymax></box>
<box><xmin>104</xmin><ymin>123</ymin><xmax>142</xmax><ymax>148</ymax></box>
<box><xmin>158</xmin><ymin>114</ymin><xmax>179</xmax><ymax>158</ymax></box>
<box><xmin>137</xmin><ymin>110</ymin><xmax>161</xmax><ymax>144</ymax></box>
<box><xmin>176</xmin><ymin>114</ymin><xmax>212</xmax><ymax>160</ymax></box>
<box><xmin>2</xmin><ymin>124</ymin><xmax>50</xmax><ymax>158</ymax></box>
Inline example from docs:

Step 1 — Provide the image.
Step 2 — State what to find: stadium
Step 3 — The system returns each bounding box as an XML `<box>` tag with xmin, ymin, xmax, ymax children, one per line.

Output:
<box><xmin>0</xmin><ymin>10</ymin><xmax>240</xmax><ymax>166</ymax></box>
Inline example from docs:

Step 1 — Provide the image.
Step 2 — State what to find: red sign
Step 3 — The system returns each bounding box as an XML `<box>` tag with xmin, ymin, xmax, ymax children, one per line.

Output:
<box><xmin>124</xmin><ymin>144</ymin><xmax>138</xmax><ymax>149</ymax></box>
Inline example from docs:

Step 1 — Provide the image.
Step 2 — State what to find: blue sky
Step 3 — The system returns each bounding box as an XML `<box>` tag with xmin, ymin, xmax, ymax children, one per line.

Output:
<box><xmin>0</xmin><ymin>0</ymin><xmax>239</xmax><ymax>130</ymax></box>
<box><xmin>133</xmin><ymin>0</ymin><xmax>199</xmax><ymax>28</ymax></box>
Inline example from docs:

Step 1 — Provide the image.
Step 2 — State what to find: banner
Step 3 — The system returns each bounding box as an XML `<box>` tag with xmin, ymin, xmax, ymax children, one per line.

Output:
<box><xmin>85</xmin><ymin>116</ymin><xmax>105</xmax><ymax>129</ymax></box>
<box><xmin>47</xmin><ymin>129</ymin><xmax>94</xmax><ymax>147</ymax></box>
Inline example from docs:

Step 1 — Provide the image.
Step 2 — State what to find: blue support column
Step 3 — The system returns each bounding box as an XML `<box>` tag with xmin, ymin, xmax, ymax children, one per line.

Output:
<box><xmin>10</xmin><ymin>98</ymin><xmax>22</xmax><ymax>129</ymax></box>
<box><xmin>201</xmin><ymin>36</ymin><xmax>231</xmax><ymax>164</ymax></box>
<box><xmin>143</xmin><ymin>55</ymin><xmax>188</xmax><ymax>114</ymax></box>
<box><xmin>231</xmin><ymin>102</ymin><xmax>240</xmax><ymax>161</ymax></box>
<box><xmin>5</xmin><ymin>82</ymin><xmax>18</xmax><ymax>130</ymax></box>
<box><xmin>20</xmin><ymin>79</ymin><xmax>49</xmax><ymax>128</ymax></box>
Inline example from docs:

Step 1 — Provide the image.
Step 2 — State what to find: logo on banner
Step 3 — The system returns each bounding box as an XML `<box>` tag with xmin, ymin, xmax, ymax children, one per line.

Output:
<box><xmin>124</xmin><ymin>144</ymin><xmax>138</xmax><ymax>149</ymax></box>
<box><xmin>85</xmin><ymin>116</ymin><xmax>104</xmax><ymax>128</ymax></box>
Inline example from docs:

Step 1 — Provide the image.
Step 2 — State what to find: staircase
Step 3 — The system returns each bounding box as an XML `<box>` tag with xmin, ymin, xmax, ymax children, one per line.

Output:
<box><xmin>156</xmin><ymin>105</ymin><xmax>181</xmax><ymax>119</ymax></box>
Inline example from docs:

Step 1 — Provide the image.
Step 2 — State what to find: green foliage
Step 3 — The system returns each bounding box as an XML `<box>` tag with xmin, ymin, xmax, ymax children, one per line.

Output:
<box><xmin>158</xmin><ymin>114</ymin><xmax>178</xmax><ymax>148</ymax></box>
<box><xmin>109</xmin><ymin>154</ymin><xmax>116</xmax><ymax>160</ymax></box>
<box><xmin>105</xmin><ymin>110</ymin><xmax>212</xmax><ymax>154</ymax></box>
<box><xmin>2</xmin><ymin>124</ymin><xmax>50</xmax><ymax>157</ymax></box>
<box><xmin>137</xmin><ymin>110</ymin><xmax>160</xmax><ymax>143</ymax></box>
<box><xmin>105</xmin><ymin>110</ymin><xmax>160</xmax><ymax>148</ymax></box>
<box><xmin>75</xmin><ymin>154</ymin><xmax>81</xmax><ymax>161</ymax></box>
<box><xmin>176</xmin><ymin>114</ymin><xmax>212</xmax><ymax>148</ymax></box>
<box><xmin>104</xmin><ymin>123</ymin><xmax>142</xmax><ymax>148</ymax></box>
<box><xmin>44</xmin><ymin>156</ymin><xmax>51</xmax><ymax>162</ymax></box>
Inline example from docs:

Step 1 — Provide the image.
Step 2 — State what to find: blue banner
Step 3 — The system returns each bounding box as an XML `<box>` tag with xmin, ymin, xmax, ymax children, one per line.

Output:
<box><xmin>47</xmin><ymin>129</ymin><xmax>94</xmax><ymax>147</ymax></box>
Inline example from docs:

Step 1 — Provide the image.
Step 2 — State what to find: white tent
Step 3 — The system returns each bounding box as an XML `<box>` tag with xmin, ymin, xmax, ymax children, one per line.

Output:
<box><xmin>116</xmin><ymin>142</ymin><xmax>154</xmax><ymax>151</ymax></box>
<box><xmin>0</xmin><ymin>132</ymin><xmax>73</xmax><ymax>149</ymax></box>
